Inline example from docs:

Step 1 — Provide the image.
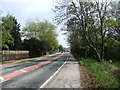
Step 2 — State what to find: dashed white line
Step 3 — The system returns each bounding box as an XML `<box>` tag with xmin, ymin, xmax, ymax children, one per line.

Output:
<box><xmin>20</xmin><ymin>69</ymin><xmax>27</xmax><ymax>72</ymax></box>
<box><xmin>0</xmin><ymin>53</ymin><xmax>63</xmax><ymax>83</ymax></box>
<box><xmin>0</xmin><ymin>77</ymin><xmax>4</xmax><ymax>81</ymax></box>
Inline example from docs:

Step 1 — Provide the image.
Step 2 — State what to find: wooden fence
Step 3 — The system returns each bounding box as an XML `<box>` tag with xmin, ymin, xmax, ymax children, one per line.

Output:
<box><xmin>2</xmin><ymin>50</ymin><xmax>29</xmax><ymax>61</ymax></box>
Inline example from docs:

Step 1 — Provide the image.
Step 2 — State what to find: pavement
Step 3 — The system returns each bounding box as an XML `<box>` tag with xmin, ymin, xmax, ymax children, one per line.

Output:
<box><xmin>0</xmin><ymin>53</ymin><xmax>67</xmax><ymax>89</ymax></box>
<box><xmin>1</xmin><ymin>53</ymin><xmax>60</xmax><ymax>77</ymax></box>
<box><xmin>44</xmin><ymin>54</ymin><xmax>82</xmax><ymax>88</ymax></box>
<box><xmin>0</xmin><ymin>52</ymin><xmax>81</xmax><ymax>89</ymax></box>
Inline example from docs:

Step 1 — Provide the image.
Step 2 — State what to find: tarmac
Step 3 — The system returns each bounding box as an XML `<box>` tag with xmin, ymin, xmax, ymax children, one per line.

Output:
<box><xmin>44</xmin><ymin>54</ymin><xmax>82</xmax><ymax>88</ymax></box>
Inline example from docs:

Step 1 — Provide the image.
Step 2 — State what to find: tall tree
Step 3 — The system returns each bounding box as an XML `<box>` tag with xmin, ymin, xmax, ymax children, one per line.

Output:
<box><xmin>2</xmin><ymin>14</ymin><xmax>22</xmax><ymax>50</ymax></box>
<box><xmin>54</xmin><ymin>0</ymin><xmax>118</xmax><ymax>61</ymax></box>
<box><xmin>0</xmin><ymin>10</ymin><xmax>2</xmax><ymax>50</ymax></box>
<box><xmin>1</xmin><ymin>13</ymin><xmax>14</xmax><ymax>50</ymax></box>
<box><xmin>22</xmin><ymin>20</ymin><xmax>58</xmax><ymax>57</ymax></box>
<box><xmin>58</xmin><ymin>45</ymin><xmax>63</xmax><ymax>52</ymax></box>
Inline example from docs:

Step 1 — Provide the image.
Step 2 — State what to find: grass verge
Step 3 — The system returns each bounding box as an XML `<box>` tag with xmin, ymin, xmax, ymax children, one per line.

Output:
<box><xmin>0</xmin><ymin>61</ymin><xmax>15</xmax><ymax>64</ymax></box>
<box><xmin>111</xmin><ymin>60</ymin><xmax>120</xmax><ymax>67</ymax></box>
<box><xmin>0</xmin><ymin>55</ymin><xmax>47</xmax><ymax>65</ymax></box>
<box><xmin>81</xmin><ymin>59</ymin><xmax>120</xmax><ymax>88</ymax></box>
<box><xmin>18</xmin><ymin>59</ymin><xmax>35</xmax><ymax>63</ymax></box>
<box><xmin>0</xmin><ymin>59</ymin><xmax>37</xmax><ymax>65</ymax></box>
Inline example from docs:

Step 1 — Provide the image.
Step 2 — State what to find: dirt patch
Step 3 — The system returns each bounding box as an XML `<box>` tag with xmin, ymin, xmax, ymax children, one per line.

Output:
<box><xmin>79</xmin><ymin>64</ymin><xmax>91</xmax><ymax>88</ymax></box>
<box><xmin>79</xmin><ymin>63</ymin><xmax>102</xmax><ymax>88</ymax></box>
<box><xmin>112</xmin><ymin>68</ymin><xmax>120</xmax><ymax>88</ymax></box>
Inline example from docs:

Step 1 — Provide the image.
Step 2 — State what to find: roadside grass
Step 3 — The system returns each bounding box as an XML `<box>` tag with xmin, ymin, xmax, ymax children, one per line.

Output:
<box><xmin>0</xmin><ymin>53</ymin><xmax>56</xmax><ymax>65</ymax></box>
<box><xmin>0</xmin><ymin>61</ymin><xmax>13</xmax><ymax>64</ymax></box>
<box><xmin>81</xmin><ymin>58</ymin><xmax>120</xmax><ymax>88</ymax></box>
<box><xmin>0</xmin><ymin>55</ymin><xmax>48</xmax><ymax>65</ymax></box>
<box><xmin>110</xmin><ymin>60</ymin><xmax>120</xmax><ymax>67</ymax></box>
<box><xmin>18</xmin><ymin>59</ymin><xmax>35</xmax><ymax>63</ymax></box>
<box><xmin>0</xmin><ymin>62</ymin><xmax>2</xmax><ymax>64</ymax></box>
<box><xmin>0</xmin><ymin>59</ymin><xmax>36</xmax><ymax>65</ymax></box>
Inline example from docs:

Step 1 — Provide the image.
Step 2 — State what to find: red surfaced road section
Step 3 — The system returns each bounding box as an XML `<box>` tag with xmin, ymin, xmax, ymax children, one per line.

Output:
<box><xmin>0</xmin><ymin>53</ymin><xmax>63</xmax><ymax>83</ymax></box>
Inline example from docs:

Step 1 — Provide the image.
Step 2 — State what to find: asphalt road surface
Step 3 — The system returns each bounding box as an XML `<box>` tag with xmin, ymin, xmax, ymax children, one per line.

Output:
<box><xmin>0</xmin><ymin>52</ymin><xmax>69</xmax><ymax>89</ymax></box>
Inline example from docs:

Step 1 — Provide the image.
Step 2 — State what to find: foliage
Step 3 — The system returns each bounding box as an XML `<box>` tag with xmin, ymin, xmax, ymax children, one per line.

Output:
<box><xmin>23</xmin><ymin>38</ymin><xmax>41</xmax><ymax>57</ymax></box>
<box><xmin>58</xmin><ymin>45</ymin><xmax>63</xmax><ymax>52</ymax></box>
<box><xmin>2</xmin><ymin>14</ymin><xmax>22</xmax><ymax>50</ymax></box>
<box><xmin>1</xmin><ymin>12</ymin><xmax>58</xmax><ymax>57</ymax></box>
<box><xmin>18</xmin><ymin>59</ymin><xmax>35</xmax><ymax>63</ymax></box>
<box><xmin>1</xmin><ymin>14</ymin><xmax>14</xmax><ymax>49</ymax></box>
<box><xmin>54</xmin><ymin>0</ymin><xmax>120</xmax><ymax>62</ymax></box>
<box><xmin>82</xmin><ymin>59</ymin><xmax>120</xmax><ymax>88</ymax></box>
<box><xmin>2</xmin><ymin>27</ymin><xmax>14</xmax><ymax>49</ymax></box>
<box><xmin>22</xmin><ymin>20</ymin><xmax>58</xmax><ymax>57</ymax></box>
<box><xmin>111</xmin><ymin>60</ymin><xmax>120</xmax><ymax>67</ymax></box>
<box><xmin>0</xmin><ymin>10</ymin><xmax>2</xmax><ymax>50</ymax></box>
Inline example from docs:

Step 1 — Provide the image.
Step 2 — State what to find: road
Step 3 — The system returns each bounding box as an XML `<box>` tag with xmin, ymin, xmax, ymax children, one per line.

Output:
<box><xmin>0</xmin><ymin>52</ymin><xmax>69</xmax><ymax>89</ymax></box>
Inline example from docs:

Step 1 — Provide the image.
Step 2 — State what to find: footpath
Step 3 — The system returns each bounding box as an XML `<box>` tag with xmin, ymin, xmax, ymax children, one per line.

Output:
<box><xmin>44</xmin><ymin>54</ymin><xmax>82</xmax><ymax>88</ymax></box>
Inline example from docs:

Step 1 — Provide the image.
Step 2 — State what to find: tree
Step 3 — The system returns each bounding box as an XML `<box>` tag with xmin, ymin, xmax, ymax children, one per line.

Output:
<box><xmin>22</xmin><ymin>20</ymin><xmax>58</xmax><ymax>57</ymax></box>
<box><xmin>109</xmin><ymin>0</ymin><xmax>120</xmax><ymax>40</ymax></box>
<box><xmin>54</xmin><ymin>0</ymin><xmax>119</xmax><ymax>62</ymax></box>
<box><xmin>58</xmin><ymin>45</ymin><xmax>63</xmax><ymax>52</ymax></box>
<box><xmin>2</xmin><ymin>14</ymin><xmax>22</xmax><ymax>50</ymax></box>
<box><xmin>0</xmin><ymin>10</ymin><xmax>2</xmax><ymax>50</ymax></box>
<box><xmin>23</xmin><ymin>38</ymin><xmax>42</xmax><ymax>57</ymax></box>
<box><xmin>116</xmin><ymin>0</ymin><xmax>120</xmax><ymax>40</ymax></box>
<box><xmin>1</xmin><ymin>13</ymin><xmax>14</xmax><ymax>50</ymax></box>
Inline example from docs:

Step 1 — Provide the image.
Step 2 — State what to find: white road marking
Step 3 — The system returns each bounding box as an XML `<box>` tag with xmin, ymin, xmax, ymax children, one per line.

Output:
<box><xmin>0</xmin><ymin>53</ymin><xmax>62</xmax><ymax>83</ymax></box>
<box><xmin>0</xmin><ymin>77</ymin><xmax>4</xmax><ymax>81</ymax></box>
<box><xmin>39</xmin><ymin>53</ymin><xmax>68</xmax><ymax>88</ymax></box>
<box><xmin>20</xmin><ymin>69</ymin><xmax>27</xmax><ymax>72</ymax></box>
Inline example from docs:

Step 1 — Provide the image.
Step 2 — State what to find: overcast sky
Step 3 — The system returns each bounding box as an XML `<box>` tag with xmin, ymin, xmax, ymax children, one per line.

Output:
<box><xmin>0</xmin><ymin>0</ymin><xmax>69</xmax><ymax>48</ymax></box>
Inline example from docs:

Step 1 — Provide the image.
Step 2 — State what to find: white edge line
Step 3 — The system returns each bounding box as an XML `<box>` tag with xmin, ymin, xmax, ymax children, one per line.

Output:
<box><xmin>39</xmin><ymin>53</ymin><xmax>68</xmax><ymax>88</ymax></box>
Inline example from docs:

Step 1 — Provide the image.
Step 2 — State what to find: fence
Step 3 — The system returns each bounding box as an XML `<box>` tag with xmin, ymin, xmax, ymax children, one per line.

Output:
<box><xmin>2</xmin><ymin>50</ymin><xmax>29</xmax><ymax>61</ymax></box>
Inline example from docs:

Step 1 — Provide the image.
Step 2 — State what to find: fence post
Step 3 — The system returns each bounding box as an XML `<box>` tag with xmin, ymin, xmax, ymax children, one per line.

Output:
<box><xmin>9</xmin><ymin>50</ymin><xmax>10</xmax><ymax>60</ymax></box>
<box><xmin>2</xmin><ymin>50</ymin><xmax>3</xmax><ymax>62</ymax></box>
<box><xmin>1</xmin><ymin>50</ymin><xmax>3</xmax><ymax>62</ymax></box>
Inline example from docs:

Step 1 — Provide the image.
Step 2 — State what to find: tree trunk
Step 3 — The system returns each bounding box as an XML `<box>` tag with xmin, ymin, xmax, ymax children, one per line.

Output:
<box><xmin>72</xmin><ymin>1</ymin><xmax>102</xmax><ymax>62</ymax></box>
<box><xmin>85</xmin><ymin>49</ymin><xmax>88</xmax><ymax>58</ymax></box>
<box><xmin>85</xmin><ymin>36</ymin><xmax>102</xmax><ymax>62</ymax></box>
<box><xmin>100</xmin><ymin>20</ymin><xmax>104</xmax><ymax>61</ymax></box>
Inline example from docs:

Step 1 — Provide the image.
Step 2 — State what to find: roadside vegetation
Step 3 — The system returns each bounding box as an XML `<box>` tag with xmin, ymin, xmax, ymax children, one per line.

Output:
<box><xmin>0</xmin><ymin>58</ymin><xmax>36</xmax><ymax>64</ymax></box>
<box><xmin>54</xmin><ymin>0</ymin><xmax>120</xmax><ymax>88</ymax></box>
<box><xmin>0</xmin><ymin>10</ymin><xmax>61</xmax><ymax>62</ymax></box>
<box><xmin>80</xmin><ymin>59</ymin><xmax>120</xmax><ymax>88</ymax></box>
<box><xmin>1</xmin><ymin>14</ymin><xmax>59</xmax><ymax>56</ymax></box>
